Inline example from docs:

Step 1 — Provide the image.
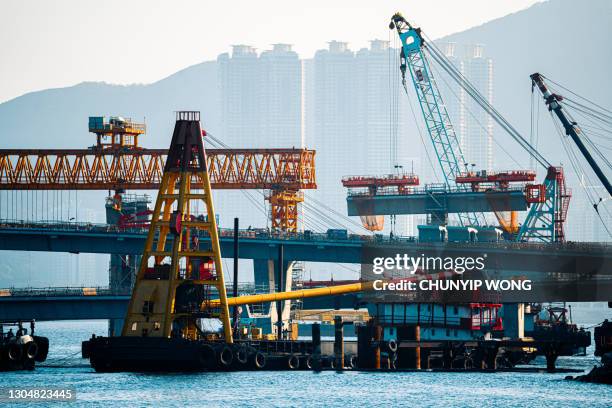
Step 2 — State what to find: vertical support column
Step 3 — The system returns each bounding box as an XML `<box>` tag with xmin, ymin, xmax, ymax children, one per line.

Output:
<box><xmin>415</xmin><ymin>325</ymin><xmax>421</xmax><ymax>370</ymax></box>
<box><xmin>312</xmin><ymin>322</ymin><xmax>321</xmax><ymax>371</ymax></box>
<box><xmin>334</xmin><ymin>315</ymin><xmax>344</xmax><ymax>370</ymax></box>
<box><xmin>277</xmin><ymin>245</ymin><xmax>284</xmax><ymax>340</ymax></box>
<box><xmin>374</xmin><ymin>325</ymin><xmax>382</xmax><ymax>370</ymax></box>
<box><xmin>232</xmin><ymin>217</ymin><xmax>239</xmax><ymax>335</ymax></box>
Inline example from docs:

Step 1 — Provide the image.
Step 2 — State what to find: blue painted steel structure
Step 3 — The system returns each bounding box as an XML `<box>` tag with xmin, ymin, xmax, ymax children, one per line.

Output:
<box><xmin>346</xmin><ymin>188</ymin><xmax>528</xmax><ymax>216</ymax></box>
<box><xmin>517</xmin><ymin>169</ymin><xmax>560</xmax><ymax>242</ymax></box>
<box><xmin>1</xmin><ymin>223</ymin><xmax>609</xmax><ymax>265</ymax></box>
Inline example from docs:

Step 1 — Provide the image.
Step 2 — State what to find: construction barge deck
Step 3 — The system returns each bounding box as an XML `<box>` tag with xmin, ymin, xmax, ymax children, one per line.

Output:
<box><xmin>82</xmin><ymin>320</ymin><xmax>589</xmax><ymax>373</ymax></box>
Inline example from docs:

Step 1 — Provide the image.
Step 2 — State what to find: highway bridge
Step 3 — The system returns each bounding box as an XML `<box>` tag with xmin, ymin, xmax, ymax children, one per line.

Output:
<box><xmin>1</xmin><ymin>220</ymin><xmax>611</xmax><ymax>324</ymax></box>
<box><xmin>1</xmin><ymin>221</ymin><xmax>610</xmax><ymax>269</ymax></box>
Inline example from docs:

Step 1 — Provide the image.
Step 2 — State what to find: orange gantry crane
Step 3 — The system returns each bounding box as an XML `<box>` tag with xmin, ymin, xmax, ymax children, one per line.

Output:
<box><xmin>0</xmin><ymin>116</ymin><xmax>316</xmax><ymax>232</ymax></box>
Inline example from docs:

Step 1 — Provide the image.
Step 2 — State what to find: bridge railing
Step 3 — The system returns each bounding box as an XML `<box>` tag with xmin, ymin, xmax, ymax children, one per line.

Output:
<box><xmin>0</xmin><ymin>283</ymin><xmax>277</xmax><ymax>298</ymax></box>
<box><xmin>1</xmin><ymin>219</ymin><xmax>611</xmax><ymax>253</ymax></box>
<box><xmin>346</xmin><ymin>184</ymin><xmax>527</xmax><ymax>197</ymax></box>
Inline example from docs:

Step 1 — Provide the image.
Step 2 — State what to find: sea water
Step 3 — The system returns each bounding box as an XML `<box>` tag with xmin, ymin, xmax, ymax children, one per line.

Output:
<box><xmin>2</xmin><ymin>320</ymin><xmax>611</xmax><ymax>407</ymax></box>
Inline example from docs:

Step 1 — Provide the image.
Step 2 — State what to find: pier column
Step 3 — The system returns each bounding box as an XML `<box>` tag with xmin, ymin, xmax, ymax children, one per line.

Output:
<box><xmin>334</xmin><ymin>316</ymin><xmax>344</xmax><ymax>370</ymax></box>
<box><xmin>312</xmin><ymin>323</ymin><xmax>322</xmax><ymax>371</ymax></box>
<box><xmin>108</xmin><ymin>318</ymin><xmax>124</xmax><ymax>337</ymax></box>
<box><xmin>252</xmin><ymin>259</ymin><xmax>294</xmax><ymax>335</ymax></box>
<box><xmin>415</xmin><ymin>325</ymin><xmax>421</xmax><ymax>370</ymax></box>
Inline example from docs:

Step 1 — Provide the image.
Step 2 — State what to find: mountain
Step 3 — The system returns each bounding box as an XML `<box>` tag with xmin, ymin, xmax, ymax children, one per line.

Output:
<box><xmin>1</xmin><ymin>0</ymin><xmax>608</xmax><ymax>160</ymax></box>
<box><xmin>0</xmin><ymin>61</ymin><xmax>220</xmax><ymax>149</ymax></box>
<box><xmin>440</xmin><ymin>0</ymin><xmax>611</xmax><ymax>168</ymax></box>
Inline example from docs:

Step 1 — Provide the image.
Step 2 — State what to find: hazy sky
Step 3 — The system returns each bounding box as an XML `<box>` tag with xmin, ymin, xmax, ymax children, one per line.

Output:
<box><xmin>0</xmin><ymin>0</ymin><xmax>542</xmax><ymax>103</ymax></box>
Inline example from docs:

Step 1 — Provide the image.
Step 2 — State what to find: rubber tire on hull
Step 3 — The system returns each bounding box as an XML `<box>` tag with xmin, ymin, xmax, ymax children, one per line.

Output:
<box><xmin>301</xmin><ymin>355</ymin><xmax>313</xmax><ymax>370</ymax></box>
<box><xmin>287</xmin><ymin>354</ymin><xmax>300</xmax><ymax>370</ymax></box>
<box><xmin>235</xmin><ymin>345</ymin><xmax>248</xmax><ymax>365</ymax></box>
<box><xmin>25</xmin><ymin>342</ymin><xmax>38</xmax><ymax>360</ymax></box>
<box><xmin>34</xmin><ymin>336</ymin><xmax>49</xmax><ymax>362</ymax></box>
<box><xmin>217</xmin><ymin>345</ymin><xmax>234</xmax><ymax>368</ymax></box>
<box><xmin>250</xmin><ymin>352</ymin><xmax>266</xmax><ymax>370</ymax></box>
<box><xmin>198</xmin><ymin>344</ymin><xmax>216</xmax><ymax>369</ymax></box>
<box><xmin>7</xmin><ymin>343</ymin><xmax>22</xmax><ymax>361</ymax></box>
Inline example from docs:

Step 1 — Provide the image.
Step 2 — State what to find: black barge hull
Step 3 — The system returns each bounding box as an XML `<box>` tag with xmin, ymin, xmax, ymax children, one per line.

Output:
<box><xmin>82</xmin><ymin>336</ymin><xmax>316</xmax><ymax>372</ymax></box>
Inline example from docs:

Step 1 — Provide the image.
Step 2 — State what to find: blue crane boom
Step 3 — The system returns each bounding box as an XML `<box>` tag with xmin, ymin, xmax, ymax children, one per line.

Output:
<box><xmin>389</xmin><ymin>13</ymin><xmax>569</xmax><ymax>243</ymax></box>
<box><xmin>389</xmin><ymin>13</ymin><xmax>484</xmax><ymax>227</ymax></box>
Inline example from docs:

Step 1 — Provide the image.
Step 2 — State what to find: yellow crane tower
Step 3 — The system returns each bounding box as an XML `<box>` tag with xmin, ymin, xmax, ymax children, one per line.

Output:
<box><xmin>121</xmin><ymin>111</ymin><xmax>233</xmax><ymax>343</ymax></box>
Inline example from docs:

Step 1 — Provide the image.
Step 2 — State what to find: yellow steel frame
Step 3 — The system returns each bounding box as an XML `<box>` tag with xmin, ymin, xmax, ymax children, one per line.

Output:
<box><xmin>121</xmin><ymin>113</ymin><xmax>233</xmax><ymax>343</ymax></box>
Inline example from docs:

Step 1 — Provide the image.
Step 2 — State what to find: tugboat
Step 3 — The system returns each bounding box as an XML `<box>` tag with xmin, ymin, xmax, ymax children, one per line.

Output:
<box><xmin>526</xmin><ymin>303</ymin><xmax>591</xmax><ymax>355</ymax></box>
<box><xmin>1</xmin><ymin>320</ymin><xmax>49</xmax><ymax>371</ymax></box>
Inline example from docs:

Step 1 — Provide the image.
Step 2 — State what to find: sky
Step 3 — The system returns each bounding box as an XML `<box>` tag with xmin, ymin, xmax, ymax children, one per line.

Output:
<box><xmin>0</xmin><ymin>0</ymin><xmax>543</xmax><ymax>103</ymax></box>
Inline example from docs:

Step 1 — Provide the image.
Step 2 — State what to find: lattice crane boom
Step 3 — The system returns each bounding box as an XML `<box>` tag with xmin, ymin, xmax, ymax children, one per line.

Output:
<box><xmin>389</xmin><ymin>13</ymin><xmax>484</xmax><ymax>227</ymax></box>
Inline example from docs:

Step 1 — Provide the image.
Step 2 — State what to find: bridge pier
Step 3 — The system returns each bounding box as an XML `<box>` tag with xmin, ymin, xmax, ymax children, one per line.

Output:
<box><xmin>253</xmin><ymin>257</ymin><xmax>293</xmax><ymax>335</ymax></box>
<box><xmin>108</xmin><ymin>318</ymin><xmax>124</xmax><ymax>337</ymax></box>
<box><xmin>105</xmin><ymin>194</ymin><xmax>149</xmax><ymax>337</ymax></box>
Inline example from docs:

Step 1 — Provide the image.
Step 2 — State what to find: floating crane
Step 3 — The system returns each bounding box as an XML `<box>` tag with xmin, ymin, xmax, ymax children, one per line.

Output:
<box><xmin>388</xmin><ymin>13</ymin><xmax>568</xmax><ymax>243</ymax></box>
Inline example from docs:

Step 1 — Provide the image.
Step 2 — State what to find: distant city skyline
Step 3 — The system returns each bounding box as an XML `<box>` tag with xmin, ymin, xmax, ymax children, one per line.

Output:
<box><xmin>214</xmin><ymin>39</ymin><xmax>493</xmax><ymax>236</ymax></box>
<box><xmin>439</xmin><ymin>42</ymin><xmax>495</xmax><ymax>172</ymax></box>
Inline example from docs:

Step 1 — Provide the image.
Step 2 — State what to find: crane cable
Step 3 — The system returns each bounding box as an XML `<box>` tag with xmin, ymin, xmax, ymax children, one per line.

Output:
<box><xmin>428</xmin><ymin>59</ymin><xmax>524</xmax><ymax>170</ymax></box>
<box><xmin>422</xmin><ymin>34</ymin><xmax>550</xmax><ymax>169</ymax></box>
<box><xmin>205</xmin><ymin>131</ymin><xmax>369</xmax><ymax>234</ymax></box>
<box><xmin>550</xmin><ymin>111</ymin><xmax>612</xmax><ymax>239</ymax></box>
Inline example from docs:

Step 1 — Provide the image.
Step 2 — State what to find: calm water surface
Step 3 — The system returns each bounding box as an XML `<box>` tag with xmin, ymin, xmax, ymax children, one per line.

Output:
<box><xmin>2</xmin><ymin>321</ymin><xmax>611</xmax><ymax>407</ymax></box>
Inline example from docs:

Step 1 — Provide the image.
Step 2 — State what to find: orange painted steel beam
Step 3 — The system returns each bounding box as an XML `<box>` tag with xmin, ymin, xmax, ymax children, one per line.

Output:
<box><xmin>267</xmin><ymin>190</ymin><xmax>303</xmax><ymax>233</ymax></box>
<box><xmin>0</xmin><ymin>148</ymin><xmax>316</xmax><ymax>191</ymax></box>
